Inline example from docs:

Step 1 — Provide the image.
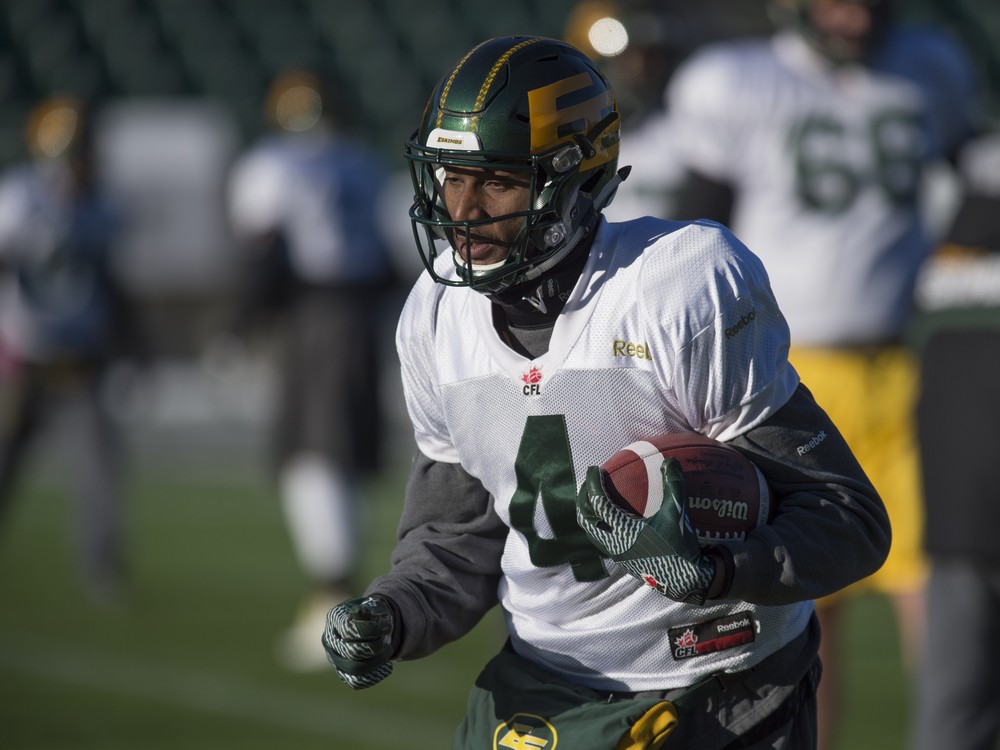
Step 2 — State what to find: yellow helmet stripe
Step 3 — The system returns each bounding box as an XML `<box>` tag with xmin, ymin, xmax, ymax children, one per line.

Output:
<box><xmin>472</xmin><ymin>37</ymin><xmax>541</xmax><ymax>115</ymax></box>
<box><xmin>436</xmin><ymin>45</ymin><xmax>478</xmax><ymax>129</ymax></box>
<box><xmin>435</xmin><ymin>37</ymin><xmax>543</xmax><ymax>131</ymax></box>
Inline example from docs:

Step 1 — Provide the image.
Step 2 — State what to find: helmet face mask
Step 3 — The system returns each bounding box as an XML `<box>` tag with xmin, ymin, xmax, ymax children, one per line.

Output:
<box><xmin>404</xmin><ymin>36</ymin><xmax>621</xmax><ymax>296</ymax></box>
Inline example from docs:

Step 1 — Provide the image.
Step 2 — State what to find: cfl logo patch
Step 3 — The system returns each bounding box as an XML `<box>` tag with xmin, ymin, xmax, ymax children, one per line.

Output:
<box><xmin>521</xmin><ymin>366</ymin><xmax>543</xmax><ymax>396</ymax></box>
<box><xmin>494</xmin><ymin>713</ymin><xmax>557</xmax><ymax>749</ymax></box>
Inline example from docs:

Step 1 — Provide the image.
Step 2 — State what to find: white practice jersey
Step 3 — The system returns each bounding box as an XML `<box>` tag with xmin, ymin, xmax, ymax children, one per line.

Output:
<box><xmin>396</xmin><ymin>216</ymin><xmax>810</xmax><ymax>692</ymax></box>
<box><xmin>667</xmin><ymin>28</ymin><xmax>979</xmax><ymax>346</ymax></box>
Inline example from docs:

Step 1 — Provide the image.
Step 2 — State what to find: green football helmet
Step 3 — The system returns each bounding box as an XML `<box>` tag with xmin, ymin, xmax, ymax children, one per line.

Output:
<box><xmin>769</xmin><ymin>0</ymin><xmax>893</xmax><ymax>64</ymax></box>
<box><xmin>404</xmin><ymin>35</ymin><xmax>623</xmax><ymax>296</ymax></box>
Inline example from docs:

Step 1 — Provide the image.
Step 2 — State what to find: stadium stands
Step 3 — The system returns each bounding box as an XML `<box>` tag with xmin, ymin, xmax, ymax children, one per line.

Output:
<box><xmin>0</xmin><ymin>0</ymin><xmax>995</xmax><ymax>169</ymax></box>
<box><xmin>0</xmin><ymin>0</ymin><xmax>585</xmax><ymax>166</ymax></box>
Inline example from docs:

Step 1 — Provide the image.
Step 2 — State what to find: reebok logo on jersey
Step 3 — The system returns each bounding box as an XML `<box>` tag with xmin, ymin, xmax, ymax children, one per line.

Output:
<box><xmin>797</xmin><ymin>430</ymin><xmax>828</xmax><ymax>455</ymax></box>
<box><xmin>612</xmin><ymin>339</ymin><xmax>653</xmax><ymax>361</ymax></box>
<box><xmin>668</xmin><ymin>611</ymin><xmax>756</xmax><ymax>660</ymax></box>
<box><xmin>520</xmin><ymin>366</ymin><xmax>542</xmax><ymax>396</ymax></box>
<box><xmin>725</xmin><ymin>309</ymin><xmax>756</xmax><ymax>338</ymax></box>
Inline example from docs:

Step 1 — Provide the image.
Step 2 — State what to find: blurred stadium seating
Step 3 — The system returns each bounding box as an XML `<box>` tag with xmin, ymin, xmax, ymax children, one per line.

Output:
<box><xmin>0</xmin><ymin>0</ymin><xmax>588</xmax><ymax>167</ymax></box>
<box><xmin>1</xmin><ymin>0</ymin><xmax>994</xmax><ymax>166</ymax></box>
<box><xmin>0</xmin><ymin>0</ymin><xmax>787</xmax><ymax>167</ymax></box>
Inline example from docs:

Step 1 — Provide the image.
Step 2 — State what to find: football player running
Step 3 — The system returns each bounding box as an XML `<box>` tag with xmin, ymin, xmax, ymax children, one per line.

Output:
<box><xmin>659</xmin><ymin>2</ymin><xmax>980</xmax><ymax>747</ymax></box>
<box><xmin>225</xmin><ymin>67</ymin><xmax>399</xmax><ymax>671</ymax></box>
<box><xmin>322</xmin><ymin>36</ymin><xmax>889</xmax><ymax>749</ymax></box>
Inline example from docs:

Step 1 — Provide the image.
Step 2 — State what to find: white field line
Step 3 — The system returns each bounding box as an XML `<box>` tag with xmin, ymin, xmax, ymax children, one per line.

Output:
<box><xmin>0</xmin><ymin>632</ymin><xmax>454</xmax><ymax>745</ymax></box>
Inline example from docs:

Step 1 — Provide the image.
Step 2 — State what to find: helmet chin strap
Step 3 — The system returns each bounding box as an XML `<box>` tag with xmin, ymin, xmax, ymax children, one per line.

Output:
<box><xmin>455</xmin><ymin>250</ymin><xmax>506</xmax><ymax>274</ymax></box>
<box><xmin>516</xmin><ymin>165</ymin><xmax>629</xmax><ymax>312</ymax></box>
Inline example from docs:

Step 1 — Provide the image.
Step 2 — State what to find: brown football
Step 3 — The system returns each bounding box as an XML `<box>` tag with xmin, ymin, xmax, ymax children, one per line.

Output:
<box><xmin>600</xmin><ymin>432</ymin><xmax>771</xmax><ymax>544</ymax></box>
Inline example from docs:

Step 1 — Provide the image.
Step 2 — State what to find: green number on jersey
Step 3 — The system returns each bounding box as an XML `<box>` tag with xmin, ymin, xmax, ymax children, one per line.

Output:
<box><xmin>507</xmin><ymin>415</ymin><xmax>609</xmax><ymax>582</ymax></box>
<box><xmin>791</xmin><ymin>109</ymin><xmax>922</xmax><ymax>214</ymax></box>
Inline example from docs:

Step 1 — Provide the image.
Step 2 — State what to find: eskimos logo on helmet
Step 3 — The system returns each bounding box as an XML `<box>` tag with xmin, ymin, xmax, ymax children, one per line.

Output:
<box><xmin>427</xmin><ymin>129</ymin><xmax>481</xmax><ymax>151</ymax></box>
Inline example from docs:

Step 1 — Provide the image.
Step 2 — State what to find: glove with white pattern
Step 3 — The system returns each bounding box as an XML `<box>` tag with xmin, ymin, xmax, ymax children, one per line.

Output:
<box><xmin>322</xmin><ymin>596</ymin><xmax>394</xmax><ymax>689</ymax></box>
<box><xmin>576</xmin><ymin>457</ymin><xmax>717</xmax><ymax>605</ymax></box>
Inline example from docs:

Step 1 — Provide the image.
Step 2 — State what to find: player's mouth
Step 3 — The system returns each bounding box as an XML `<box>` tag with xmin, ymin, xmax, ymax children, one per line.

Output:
<box><xmin>453</xmin><ymin>230</ymin><xmax>508</xmax><ymax>266</ymax></box>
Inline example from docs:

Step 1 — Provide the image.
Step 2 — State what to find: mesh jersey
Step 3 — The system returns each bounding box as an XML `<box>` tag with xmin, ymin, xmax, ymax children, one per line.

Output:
<box><xmin>667</xmin><ymin>28</ymin><xmax>979</xmax><ymax>346</ymax></box>
<box><xmin>227</xmin><ymin>131</ymin><xmax>392</xmax><ymax>285</ymax></box>
<box><xmin>396</xmin><ymin>216</ymin><xmax>810</xmax><ymax>692</ymax></box>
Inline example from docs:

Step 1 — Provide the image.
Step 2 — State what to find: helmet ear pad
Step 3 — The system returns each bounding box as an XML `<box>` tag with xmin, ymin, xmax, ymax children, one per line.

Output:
<box><xmin>404</xmin><ymin>35</ymin><xmax>622</xmax><ymax>295</ymax></box>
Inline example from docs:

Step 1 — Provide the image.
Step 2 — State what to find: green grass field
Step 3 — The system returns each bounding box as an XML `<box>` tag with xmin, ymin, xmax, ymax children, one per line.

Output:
<box><xmin>0</xmin><ymin>439</ymin><xmax>910</xmax><ymax>749</ymax></box>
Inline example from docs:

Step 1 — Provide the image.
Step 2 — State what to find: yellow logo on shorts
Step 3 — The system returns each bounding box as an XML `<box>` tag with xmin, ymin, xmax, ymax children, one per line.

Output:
<box><xmin>494</xmin><ymin>713</ymin><xmax>557</xmax><ymax>749</ymax></box>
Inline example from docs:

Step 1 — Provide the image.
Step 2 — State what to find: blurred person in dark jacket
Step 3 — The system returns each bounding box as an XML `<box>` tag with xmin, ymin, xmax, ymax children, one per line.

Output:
<box><xmin>224</xmin><ymin>67</ymin><xmax>399</xmax><ymax>671</ymax></box>
<box><xmin>912</xmin><ymin>129</ymin><xmax>1000</xmax><ymax>750</ymax></box>
<box><xmin>0</xmin><ymin>95</ymin><xmax>139</xmax><ymax>603</ymax></box>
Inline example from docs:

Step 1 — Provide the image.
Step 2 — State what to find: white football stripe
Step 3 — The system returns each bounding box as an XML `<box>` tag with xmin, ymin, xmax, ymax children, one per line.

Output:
<box><xmin>631</xmin><ymin>440</ymin><xmax>664</xmax><ymax>518</ymax></box>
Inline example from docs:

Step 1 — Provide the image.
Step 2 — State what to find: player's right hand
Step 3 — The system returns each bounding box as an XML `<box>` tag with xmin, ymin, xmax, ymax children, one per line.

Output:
<box><xmin>322</xmin><ymin>596</ymin><xmax>394</xmax><ymax>689</ymax></box>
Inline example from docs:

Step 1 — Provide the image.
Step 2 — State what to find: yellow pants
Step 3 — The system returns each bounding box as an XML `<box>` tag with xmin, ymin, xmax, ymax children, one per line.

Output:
<box><xmin>790</xmin><ymin>346</ymin><xmax>927</xmax><ymax>605</ymax></box>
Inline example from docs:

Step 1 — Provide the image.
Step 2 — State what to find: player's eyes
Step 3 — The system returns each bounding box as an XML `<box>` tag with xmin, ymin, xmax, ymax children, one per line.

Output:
<box><xmin>439</xmin><ymin>172</ymin><xmax>526</xmax><ymax>194</ymax></box>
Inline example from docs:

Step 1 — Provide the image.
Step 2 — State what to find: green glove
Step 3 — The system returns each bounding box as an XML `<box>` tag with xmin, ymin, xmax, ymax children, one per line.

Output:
<box><xmin>322</xmin><ymin>596</ymin><xmax>394</xmax><ymax>689</ymax></box>
<box><xmin>576</xmin><ymin>457</ymin><xmax>717</xmax><ymax>605</ymax></box>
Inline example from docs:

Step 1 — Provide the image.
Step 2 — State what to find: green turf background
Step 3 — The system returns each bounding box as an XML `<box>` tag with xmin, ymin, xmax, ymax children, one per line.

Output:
<box><xmin>0</xmin><ymin>450</ymin><xmax>909</xmax><ymax>749</ymax></box>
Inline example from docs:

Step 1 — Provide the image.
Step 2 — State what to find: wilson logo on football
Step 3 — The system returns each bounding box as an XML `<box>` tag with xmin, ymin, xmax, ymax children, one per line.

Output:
<box><xmin>688</xmin><ymin>495</ymin><xmax>750</xmax><ymax>524</ymax></box>
<box><xmin>521</xmin><ymin>366</ymin><xmax>542</xmax><ymax>396</ymax></box>
<box><xmin>600</xmin><ymin>432</ymin><xmax>772</xmax><ymax>543</ymax></box>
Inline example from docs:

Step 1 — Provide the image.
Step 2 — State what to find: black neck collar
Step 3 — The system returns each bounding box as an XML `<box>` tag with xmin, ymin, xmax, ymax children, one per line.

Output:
<box><xmin>490</xmin><ymin>232</ymin><xmax>594</xmax><ymax>328</ymax></box>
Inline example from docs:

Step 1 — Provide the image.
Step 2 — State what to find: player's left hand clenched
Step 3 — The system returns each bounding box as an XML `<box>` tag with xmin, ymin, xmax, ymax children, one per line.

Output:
<box><xmin>576</xmin><ymin>458</ymin><xmax>718</xmax><ymax>605</ymax></box>
<box><xmin>322</xmin><ymin>596</ymin><xmax>394</xmax><ymax>689</ymax></box>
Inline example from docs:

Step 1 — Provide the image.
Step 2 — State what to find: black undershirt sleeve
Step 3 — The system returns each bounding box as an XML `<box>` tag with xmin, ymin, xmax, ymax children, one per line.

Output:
<box><xmin>365</xmin><ymin>451</ymin><xmax>507</xmax><ymax>660</ymax></box>
<box><xmin>723</xmin><ymin>383</ymin><xmax>891</xmax><ymax>604</ymax></box>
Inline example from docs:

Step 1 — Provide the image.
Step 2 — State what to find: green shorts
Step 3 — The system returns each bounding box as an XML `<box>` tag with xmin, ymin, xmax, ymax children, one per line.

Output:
<box><xmin>454</xmin><ymin>642</ymin><xmax>678</xmax><ymax>750</ymax></box>
<box><xmin>455</xmin><ymin>617</ymin><xmax>821</xmax><ymax>750</ymax></box>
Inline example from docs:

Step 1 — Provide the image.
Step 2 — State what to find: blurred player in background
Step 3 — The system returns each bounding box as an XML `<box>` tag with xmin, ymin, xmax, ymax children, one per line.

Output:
<box><xmin>225</xmin><ymin>66</ymin><xmax>399</xmax><ymax>671</ymax></box>
<box><xmin>0</xmin><ymin>95</ymin><xmax>139</xmax><ymax>603</ymax></box>
<box><xmin>320</xmin><ymin>35</ymin><xmax>890</xmax><ymax>748</ymax></box>
<box><xmin>563</xmin><ymin>0</ymin><xmax>690</xmax><ymax>128</ymax></box>
<box><xmin>912</xmin><ymin>130</ymin><xmax>1000</xmax><ymax>750</ymax></box>
<box><xmin>658</xmin><ymin>1</ymin><xmax>981</xmax><ymax>746</ymax></box>
<box><xmin>563</xmin><ymin>0</ymin><xmax>709</xmax><ymax>223</ymax></box>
